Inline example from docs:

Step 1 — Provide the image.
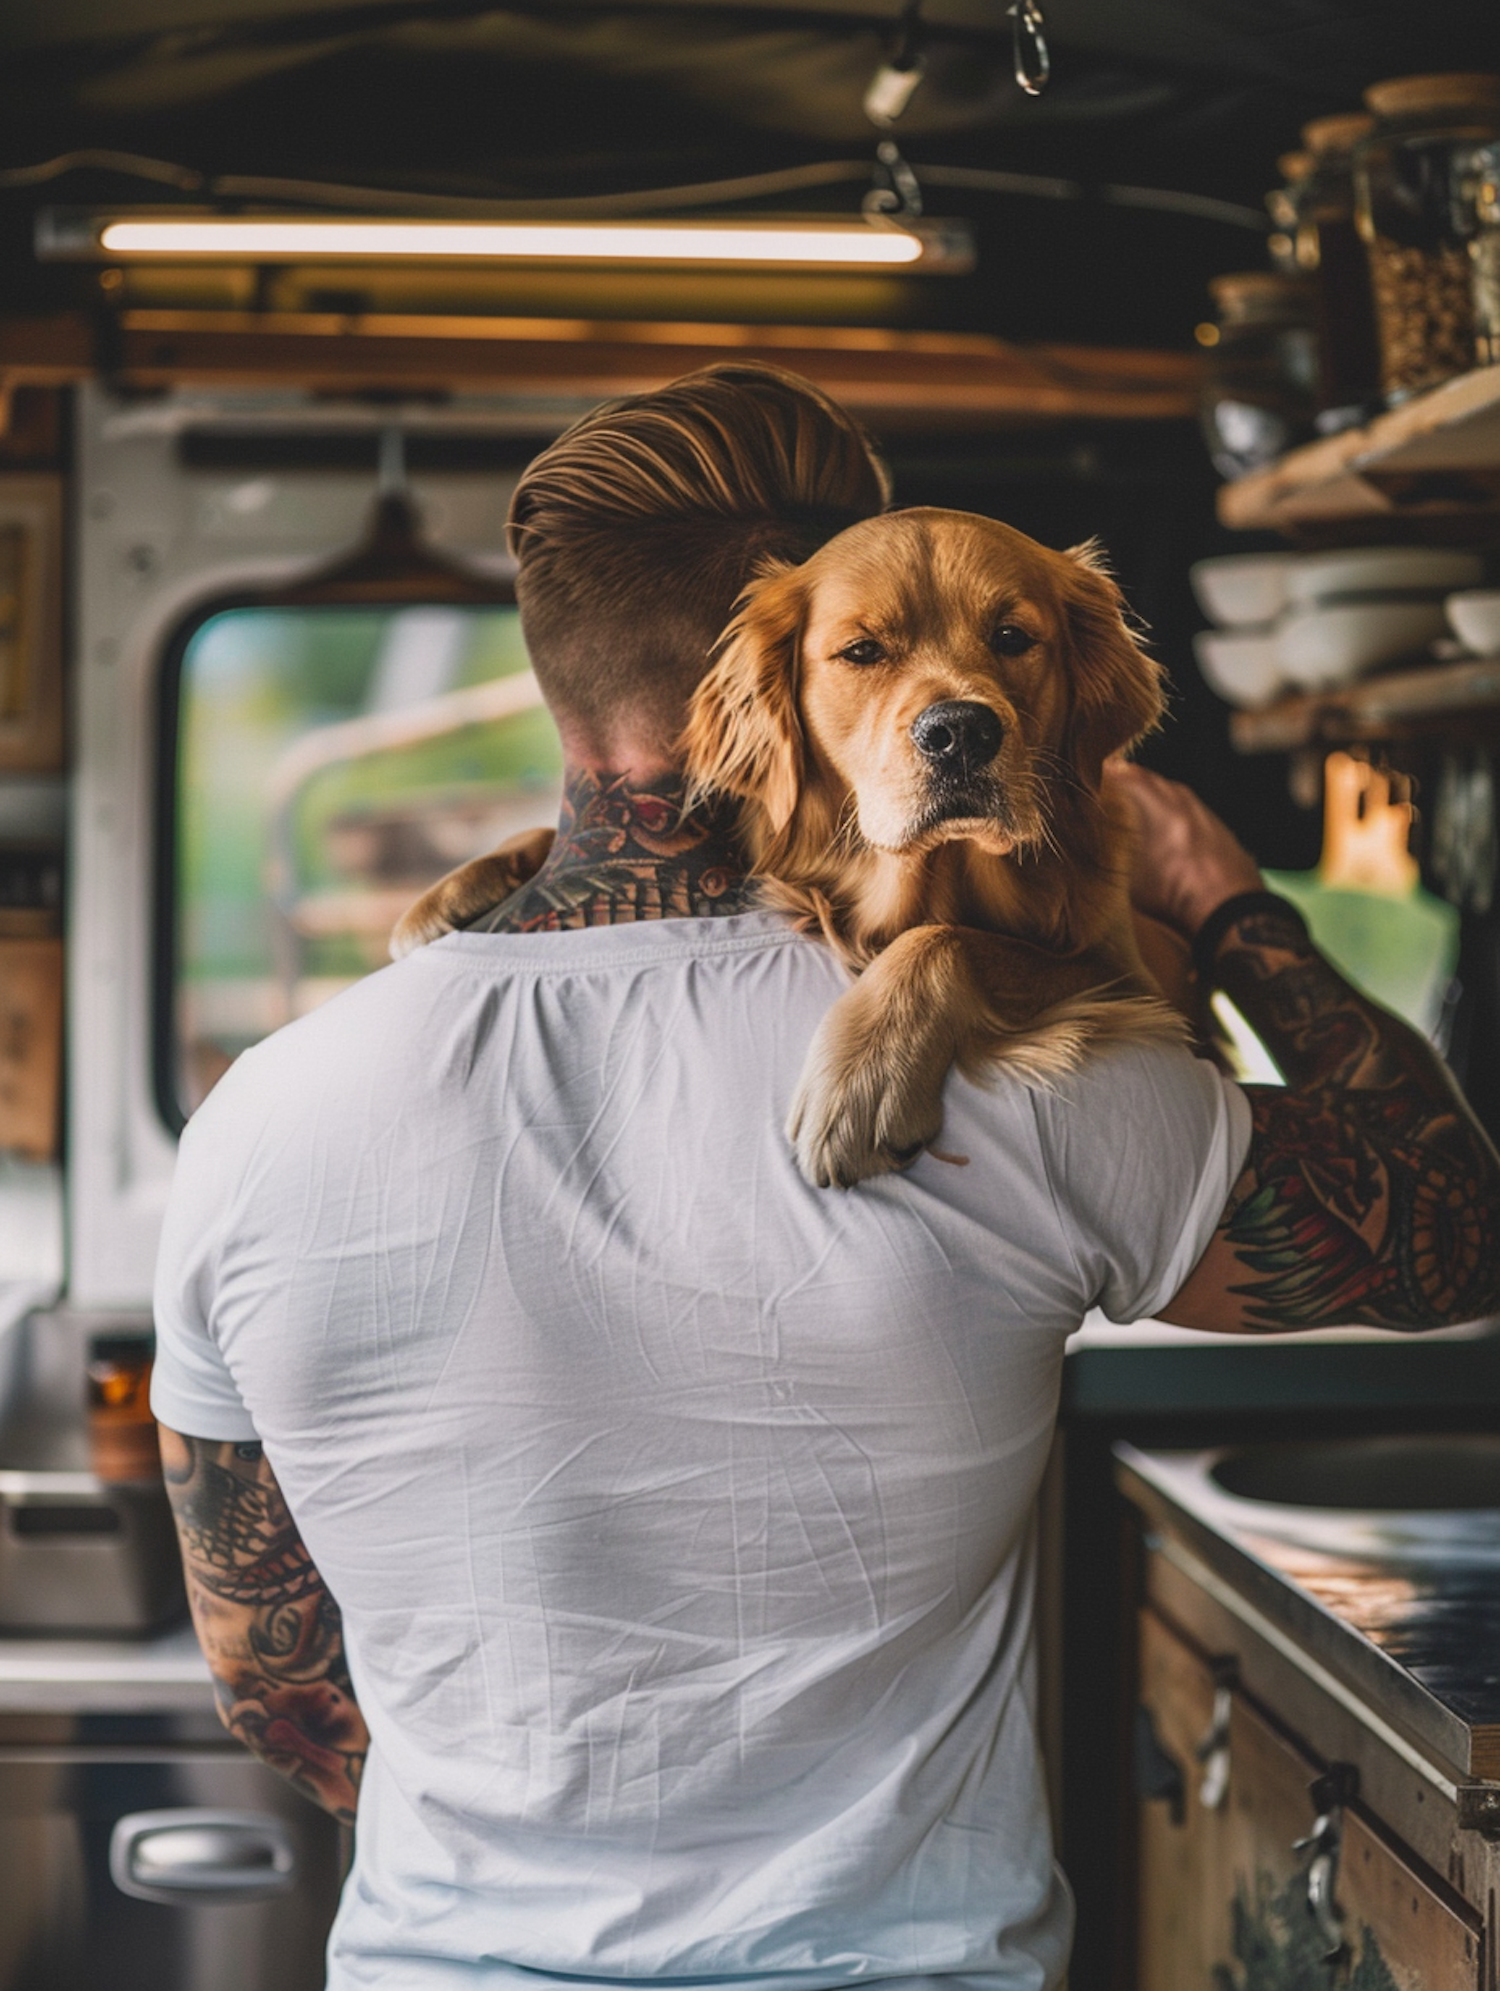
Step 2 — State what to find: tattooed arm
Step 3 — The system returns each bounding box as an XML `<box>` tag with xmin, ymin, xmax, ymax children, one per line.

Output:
<box><xmin>159</xmin><ymin>1426</ymin><xmax>367</xmax><ymax>1821</ymax></box>
<box><xmin>1110</xmin><ymin>765</ymin><xmax>1500</xmax><ymax>1335</ymax></box>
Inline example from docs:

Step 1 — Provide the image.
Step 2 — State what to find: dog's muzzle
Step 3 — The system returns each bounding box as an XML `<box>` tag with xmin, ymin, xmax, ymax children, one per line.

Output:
<box><xmin>910</xmin><ymin>701</ymin><xmax>1004</xmax><ymax>776</ymax></box>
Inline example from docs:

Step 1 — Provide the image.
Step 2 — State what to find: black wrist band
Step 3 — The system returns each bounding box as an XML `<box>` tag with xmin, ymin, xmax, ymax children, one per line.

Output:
<box><xmin>1191</xmin><ymin>889</ymin><xmax>1309</xmax><ymax>985</ymax></box>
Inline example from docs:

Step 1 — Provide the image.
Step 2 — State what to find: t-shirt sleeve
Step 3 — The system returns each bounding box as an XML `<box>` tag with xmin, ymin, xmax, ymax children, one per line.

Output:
<box><xmin>150</xmin><ymin>1101</ymin><xmax>261</xmax><ymax>1443</ymax></box>
<box><xmin>1030</xmin><ymin>1040</ymin><xmax>1253</xmax><ymax>1325</ymax></box>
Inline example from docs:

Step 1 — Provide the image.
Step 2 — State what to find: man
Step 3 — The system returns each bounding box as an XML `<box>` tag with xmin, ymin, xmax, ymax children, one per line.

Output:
<box><xmin>153</xmin><ymin>363</ymin><xmax>1500</xmax><ymax>1991</ymax></box>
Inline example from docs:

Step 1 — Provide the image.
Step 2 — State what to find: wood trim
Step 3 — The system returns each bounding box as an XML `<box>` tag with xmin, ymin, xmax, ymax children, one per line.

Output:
<box><xmin>0</xmin><ymin>310</ymin><xmax>1198</xmax><ymax>424</ymax></box>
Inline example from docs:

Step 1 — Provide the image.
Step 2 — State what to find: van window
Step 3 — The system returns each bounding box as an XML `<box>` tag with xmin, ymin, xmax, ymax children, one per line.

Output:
<box><xmin>164</xmin><ymin>602</ymin><xmax>561</xmax><ymax>1125</ymax></box>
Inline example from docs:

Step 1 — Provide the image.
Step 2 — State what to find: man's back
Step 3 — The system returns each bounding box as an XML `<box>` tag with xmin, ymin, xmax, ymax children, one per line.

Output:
<box><xmin>154</xmin><ymin>911</ymin><xmax>1245</xmax><ymax>1991</ymax></box>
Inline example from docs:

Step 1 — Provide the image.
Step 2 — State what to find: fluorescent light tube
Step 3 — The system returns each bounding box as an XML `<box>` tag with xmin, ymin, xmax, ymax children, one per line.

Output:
<box><xmin>91</xmin><ymin>217</ymin><xmax>938</xmax><ymax>268</ymax></box>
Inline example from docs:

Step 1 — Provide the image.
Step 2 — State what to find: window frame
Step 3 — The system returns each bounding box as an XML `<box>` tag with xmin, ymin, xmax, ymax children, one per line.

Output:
<box><xmin>152</xmin><ymin>581</ymin><xmax>525</xmax><ymax>1136</ymax></box>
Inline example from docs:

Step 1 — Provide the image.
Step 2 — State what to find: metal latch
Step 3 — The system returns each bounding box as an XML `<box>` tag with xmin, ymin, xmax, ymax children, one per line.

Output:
<box><xmin>1293</xmin><ymin>1764</ymin><xmax>1359</xmax><ymax>1963</ymax></box>
<box><xmin>1134</xmin><ymin>1703</ymin><xmax>1186</xmax><ymax>1825</ymax></box>
<box><xmin>1458</xmin><ymin>1785</ymin><xmax>1500</xmax><ymax>1838</ymax></box>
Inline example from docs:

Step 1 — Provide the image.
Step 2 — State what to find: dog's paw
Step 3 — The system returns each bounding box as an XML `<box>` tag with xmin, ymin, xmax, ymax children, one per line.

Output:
<box><xmin>389</xmin><ymin>828</ymin><xmax>555</xmax><ymax>960</ymax></box>
<box><xmin>787</xmin><ymin>998</ymin><xmax>950</xmax><ymax>1190</ymax></box>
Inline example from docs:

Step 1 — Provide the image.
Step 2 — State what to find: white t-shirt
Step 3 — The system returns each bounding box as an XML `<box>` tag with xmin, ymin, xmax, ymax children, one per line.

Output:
<box><xmin>152</xmin><ymin>911</ymin><xmax>1250</xmax><ymax>1991</ymax></box>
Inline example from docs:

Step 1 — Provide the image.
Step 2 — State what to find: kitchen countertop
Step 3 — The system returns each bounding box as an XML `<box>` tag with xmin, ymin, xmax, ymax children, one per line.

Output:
<box><xmin>0</xmin><ymin>1617</ymin><xmax>212</xmax><ymax>1713</ymax></box>
<box><xmin>1117</xmin><ymin>1442</ymin><xmax>1500</xmax><ymax>1782</ymax></box>
<box><xmin>1067</xmin><ymin>1314</ymin><xmax>1500</xmax><ymax>1421</ymax></box>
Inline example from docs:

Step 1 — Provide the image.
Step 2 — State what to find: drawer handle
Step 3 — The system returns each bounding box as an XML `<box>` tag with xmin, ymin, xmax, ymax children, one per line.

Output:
<box><xmin>1193</xmin><ymin>1659</ymin><xmax>1237</xmax><ymax>1812</ymax></box>
<box><xmin>109</xmin><ymin>1809</ymin><xmax>297</xmax><ymax>1905</ymax></box>
<box><xmin>1292</xmin><ymin>1764</ymin><xmax>1359</xmax><ymax>1964</ymax></box>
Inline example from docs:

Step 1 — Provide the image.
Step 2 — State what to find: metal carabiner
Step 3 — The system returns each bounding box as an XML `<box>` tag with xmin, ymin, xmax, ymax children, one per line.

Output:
<box><xmin>1007</xmin><ymin>0</ymin><xmax>1051</xmax><ymax>96</ymax></box>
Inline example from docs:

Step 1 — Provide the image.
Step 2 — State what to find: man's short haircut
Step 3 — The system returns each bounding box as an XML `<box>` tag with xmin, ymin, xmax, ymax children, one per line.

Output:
<box><xmin>506</xmin><ymin>362</ymin><xmax>891</xmax><ymax>748</ymax></box>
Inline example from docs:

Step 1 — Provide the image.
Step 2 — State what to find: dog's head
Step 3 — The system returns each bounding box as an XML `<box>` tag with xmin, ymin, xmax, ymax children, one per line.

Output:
<box><xmin>684</xmin><ymin>508</ymin><xmax>1162</xmax><ymax>872</ymax></box>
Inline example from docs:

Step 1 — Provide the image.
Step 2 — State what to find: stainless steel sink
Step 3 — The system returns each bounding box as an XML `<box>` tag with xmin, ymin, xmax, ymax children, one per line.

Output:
<box><xmin>1210</xmin><ymin>1435</ymin><xmax>1500</xmax><ymax>1513</ymax></box>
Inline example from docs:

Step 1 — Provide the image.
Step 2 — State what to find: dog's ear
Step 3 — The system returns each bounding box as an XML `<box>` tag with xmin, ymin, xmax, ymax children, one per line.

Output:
<box><xmin>682</xmin><ymin>561</ymin><xmax>807</xmax><ymax>840</ymax></box>
<box><xmin>1059</xmin><ymin>540</ymin><xmax>1164</xmax><ymax>787</ymax></box>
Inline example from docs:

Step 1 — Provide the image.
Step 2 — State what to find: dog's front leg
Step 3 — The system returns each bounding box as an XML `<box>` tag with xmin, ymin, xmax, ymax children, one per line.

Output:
<box><xmin>390</xmin><ymin>826</ymin><xmax>556</xmax><ymax>958</ymax></box>
<box><xmin>788</xmin><ymin>926</ymin><xmax>1178</xmax><ymax>1189</ymax></box>
<box><xmin>788</xmin><ymin>926</ymin><xmax>970</xmax><ymax>1190</ymax></box>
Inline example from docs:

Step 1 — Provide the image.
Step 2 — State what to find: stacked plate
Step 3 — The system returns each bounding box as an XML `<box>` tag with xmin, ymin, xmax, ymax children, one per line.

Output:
<box><xmin>1191</xmin><ymin>548</ymin><xmax>1485</xmax><ymax>708</ymax></box>
<box><xmin>1446</xmin><ymin>592</ymin><xmax>1500</xmax><ymax>659</ymax></box>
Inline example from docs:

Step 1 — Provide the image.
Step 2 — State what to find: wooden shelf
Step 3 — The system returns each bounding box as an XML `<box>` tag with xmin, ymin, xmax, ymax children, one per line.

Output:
<box><xmin>1218</xmin><ymin>365</ymin><xmax>1500</xmax><ymax>534</ymax></box>
<box><xmin>1229</xmin><ymin>655</ymin><xmax>1500</xmax><ymax>753</ymax></box>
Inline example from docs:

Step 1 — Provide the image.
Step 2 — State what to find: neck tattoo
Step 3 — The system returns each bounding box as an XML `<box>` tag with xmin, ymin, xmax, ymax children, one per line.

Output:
<box><xmin>468</xmin><ymin>767</ymin><xmax>758</xmax><ymax>932</ymax></box>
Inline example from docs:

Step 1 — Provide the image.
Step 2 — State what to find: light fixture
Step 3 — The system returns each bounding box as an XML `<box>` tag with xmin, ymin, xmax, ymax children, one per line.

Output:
<box><xmin>37</xmin><ymin>211</ymin><xmax>973</xmax><ymax>274</ymax></box>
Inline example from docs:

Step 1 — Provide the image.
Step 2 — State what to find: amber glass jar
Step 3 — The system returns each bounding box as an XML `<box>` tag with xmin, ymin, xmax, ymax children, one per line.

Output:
<box><xmin>87</xmin><ymin>1331</ymin><xmax>161</xmax><ymax>1484</ymax></box>
<box><xmin>1355</xmin><ymin>73</ymin><xmax>1500</xmax><ymax>400</ymax></box>
<box><xmin>1199</xmin><ymin>272</ymin><xmax>1318</xmax><ymax>479</ymax></box>
<box><xmin>1297</xmin><ymin>113</ymin><xmax>1382</xmax><ymax>424</ymax></box>
<box><xmin>1266</xmin><ymin>149</ymin><xmax>1312</xmax><ymax>275</ymax></box>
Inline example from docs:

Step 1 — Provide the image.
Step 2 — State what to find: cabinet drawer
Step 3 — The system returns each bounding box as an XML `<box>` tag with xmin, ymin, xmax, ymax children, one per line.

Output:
<box><xmin>1137</xmin><ymin>1606</ymin><xmax>1480</xmax><ymax>1991</ymax></box>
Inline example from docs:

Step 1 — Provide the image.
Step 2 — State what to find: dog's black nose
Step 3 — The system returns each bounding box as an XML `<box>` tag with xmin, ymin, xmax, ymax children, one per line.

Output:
<box><xmin>910</xmin><ymin>701</ymin><xmax>1003</xmax><ymax>772</ymax></box>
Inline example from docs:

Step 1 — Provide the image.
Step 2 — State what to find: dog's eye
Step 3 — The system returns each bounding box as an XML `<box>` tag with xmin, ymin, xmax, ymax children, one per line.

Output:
<box><xmin>838</xmin><ymin>638</ymin><xmax>887</xmax><ymax>666</ymax></box>
<box><xmin>990</xmin><ymin>624</ymin><xmax>1037</xmax><ymax>657</ymax></box>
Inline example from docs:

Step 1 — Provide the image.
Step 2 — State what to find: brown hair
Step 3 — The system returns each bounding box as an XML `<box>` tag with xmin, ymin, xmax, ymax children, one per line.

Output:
<box><xmin>506</xmin><ymin>362</ymin><xmax>890</xmax><ymax>751</ymax></box>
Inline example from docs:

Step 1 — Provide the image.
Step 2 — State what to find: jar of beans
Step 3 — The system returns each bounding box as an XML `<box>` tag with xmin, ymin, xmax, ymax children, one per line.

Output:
<box><xmin>1474</xmin><ymin>143</ymin><xmax>1500</xmax><ymax>366</ymax></box>
<box><xmin>1354</xmin><ymin>73</ymin><xmax>1500</xmax><ymax>401</ymax></box>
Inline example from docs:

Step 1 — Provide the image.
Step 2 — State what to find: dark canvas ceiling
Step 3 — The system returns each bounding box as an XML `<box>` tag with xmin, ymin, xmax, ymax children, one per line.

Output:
<box><xmin>2</xmin><ymin>0</ymin><xmax>1497</xmax><ymax>345</ymax></box>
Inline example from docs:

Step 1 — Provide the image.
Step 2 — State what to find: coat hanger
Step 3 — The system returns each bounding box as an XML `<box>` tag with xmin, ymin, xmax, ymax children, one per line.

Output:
<box><xmin>272</xmin><ymin>428</ymin><xmax>515</xmax><ymax>608</ymax></box>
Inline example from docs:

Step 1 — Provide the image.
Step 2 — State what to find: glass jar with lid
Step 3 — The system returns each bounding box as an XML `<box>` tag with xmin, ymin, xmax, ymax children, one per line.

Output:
<box><xmin>1473</xmin><ymin>142</ymin><xmax>1500</xmax><ymax>366</ymax></box>
<box><xmin>1199</xmin><ymin>271</ymin><xmax>1318</xmax><ymax>479</ymax></box>
<box><xmin>1354</xmin><ymin>72</ymin><xmax>1500</xmax><ymax>400</ymax></box>
<box><xmin>1297</xmin><ymin>113</ymin><xmax>1383</xmax><ymax>426</ymax></box>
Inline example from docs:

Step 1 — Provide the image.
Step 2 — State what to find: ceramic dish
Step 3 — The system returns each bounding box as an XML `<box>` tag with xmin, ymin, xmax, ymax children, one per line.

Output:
<box><xmin>1277</xmin><ymin>598</ymin><xmax>1448</xmax><ymax>690</ymax></box>
<box><xmin>1189</xmin><ymin>553</ymin><xmax>1294</xmax><ymax>628</ymax></box>
<box><xmin>1445</xmin><ymin>589</ymin><xmax>1500</xmax><ymax>658</ymax></box>
<box><xmin>1285</xmin><ymin>546</ymin><xmax>1483</xmax><ymax>607</ymax></box>
<box><xmin>1192</xmin><ymin>627</ymin><xmax>1285</xmax><ymax>707</ymax></box>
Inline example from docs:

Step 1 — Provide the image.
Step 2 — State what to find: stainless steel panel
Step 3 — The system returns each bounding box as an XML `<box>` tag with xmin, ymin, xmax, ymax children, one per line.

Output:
<box><xmin>0</xmin><ymin>1749</ymin><xmax>342</xmax><ymax>1990</ymax></box>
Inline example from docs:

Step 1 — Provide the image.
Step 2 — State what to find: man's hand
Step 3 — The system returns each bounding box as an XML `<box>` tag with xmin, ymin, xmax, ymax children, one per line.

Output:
<box><xmin>160</xmin><ymin>1428</ymin><xmax>368</xmax><ymax>1823</ymax></box>
<box><xmin>1103</xmin><ymin>764</ymin><xmax>1500</xmax><ymax>1335</ymax></box>
<box><xmin>1105</xmin><ymin>761</ymin><xmax>1263</xmax><ymax>939</ymax></box>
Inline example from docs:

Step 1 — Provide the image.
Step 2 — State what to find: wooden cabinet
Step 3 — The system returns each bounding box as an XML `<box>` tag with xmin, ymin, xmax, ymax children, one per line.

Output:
<box><xmin>1137</xmin><ymin>1606</ymin><xmax>1482</xmax><ymax>1990</ymax></box>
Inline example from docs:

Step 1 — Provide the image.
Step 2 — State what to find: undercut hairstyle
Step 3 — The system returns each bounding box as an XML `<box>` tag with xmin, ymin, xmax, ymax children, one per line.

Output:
<box><xmin>506</xmin><ymin>363</ymin><xmax>891</xmax><ymax>751</ymax></box>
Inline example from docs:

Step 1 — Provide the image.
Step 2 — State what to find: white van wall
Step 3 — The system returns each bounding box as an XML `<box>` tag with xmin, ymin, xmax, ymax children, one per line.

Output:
<box><xmin>69</xmin><ymin>383</ymin><xmax>529</xmax><ymax>1307</ymax></box>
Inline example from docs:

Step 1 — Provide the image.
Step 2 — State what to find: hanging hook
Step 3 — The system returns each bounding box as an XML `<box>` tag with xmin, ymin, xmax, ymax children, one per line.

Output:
<box><xmin>1008</xmin><ymin>0</ymin><xmax>1051</xmax><ymax>95</ymax></box>
<box><xmin>863</xmin><ymin>140</ymin><xmax>924</xmax><ymax>219</ymax></box>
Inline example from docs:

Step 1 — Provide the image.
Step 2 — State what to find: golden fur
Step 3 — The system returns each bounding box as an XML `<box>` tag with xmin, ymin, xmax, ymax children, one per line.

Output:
<box><xmin>680</xmin><ymin>507</ymin><xmax>1183</xmax><ymax>1184</ymax></box>
<box><xmin>393</xmin><ymin>507</ymin><xmax>1184</xmax><ymax>1186</ymax></box>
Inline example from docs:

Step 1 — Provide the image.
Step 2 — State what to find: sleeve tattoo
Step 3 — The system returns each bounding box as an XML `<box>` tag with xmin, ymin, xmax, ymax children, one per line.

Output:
<box><xmin>1169</xmin><ymin>903</ymin><xmax>1500</xmax><ymax>1334</ymax></box>
<box><xmin>160</xmin><ymin>1428</ymin><xmax>368</xmax><ymax>1822</ymax></box>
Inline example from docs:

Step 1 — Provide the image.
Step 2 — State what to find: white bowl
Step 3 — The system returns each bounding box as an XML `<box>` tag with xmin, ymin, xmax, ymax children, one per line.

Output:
<box><xmin>1190</xmin><ymin>554</ymin><xmax>1295</xmax><ymax>628</ymax></box>
<box><xmin>1277</xmin><ymin>599</ymin><xmax>1448</xmax><ymax>690</ymax></box>
<box><xmin>1286</xmin><ymin>546</ymin><xmax>1483</xmax><ymax>606</ymax></box>
<box><xmin>1192</xmin><ymin>627</ymin><xmax>1285</xmax><ymax>708</ymax></box>
<box><xmin>1445</xmin><ymin>589</ymin><xmax>1500</xmax><ymax>658</ymax></box>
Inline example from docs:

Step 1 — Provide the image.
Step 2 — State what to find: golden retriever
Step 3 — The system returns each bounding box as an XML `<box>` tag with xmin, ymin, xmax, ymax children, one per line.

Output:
<box><xmin>394</xmin><ymin>509</ymin><xmax>1182</xmax><ymax>1187</ymax></box>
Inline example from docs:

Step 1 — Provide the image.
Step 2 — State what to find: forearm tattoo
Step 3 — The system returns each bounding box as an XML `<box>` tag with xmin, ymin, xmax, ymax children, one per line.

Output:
<box><xmin>161</xmin><ymin>1433</ymin><xmax>367</xmax><ymax>1823</ymax></box>
<box><xmin>465</xmin><ymin>767</ymin><xmax>756</xmax><ymax>931</ymax></box>
<box><xmin>1206</xmin><ymin>905</ymin><xmax>1500</xmax><ymax>1331</ymax></box>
